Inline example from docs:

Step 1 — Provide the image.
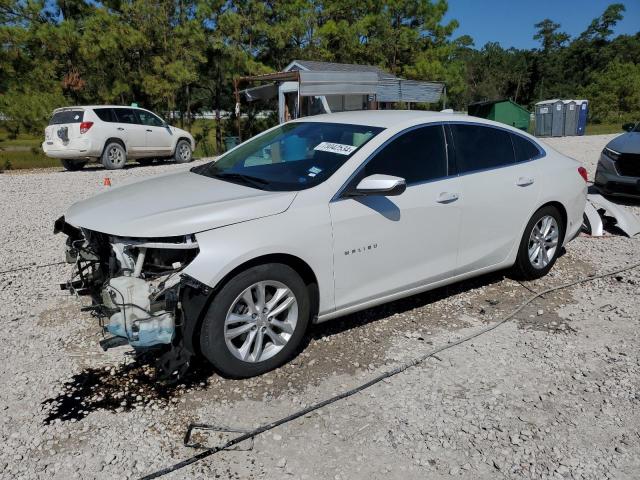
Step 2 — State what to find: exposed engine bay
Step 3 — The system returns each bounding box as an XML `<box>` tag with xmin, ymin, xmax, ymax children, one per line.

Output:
<box><xmin>54</xmin><ymin>216</ymin><xmax>206</xmax><ymax>377</ymax></box>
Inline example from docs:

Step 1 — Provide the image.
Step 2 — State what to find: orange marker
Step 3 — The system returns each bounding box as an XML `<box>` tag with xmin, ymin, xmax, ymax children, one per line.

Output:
<box><xmin>103</xmin><ymin>177</ymin><xmax>111</xmax><ymax>187</ymax></box>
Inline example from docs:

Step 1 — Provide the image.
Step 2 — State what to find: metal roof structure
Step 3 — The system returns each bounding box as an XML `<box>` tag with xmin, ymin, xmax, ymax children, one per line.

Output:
<box><xmin>233</xmin><ymin>60</ymin><xmax>446</xmax><ymax>139</ymax></box>
<box><xmin>239</xmin><ymin>60</ymin><xmax>444</xmax><ymax>104</ymax></box>
<box><xmin>285</xmin><ymin>60</ymin><xmax>398</xmax><ymax>80</ymax></box>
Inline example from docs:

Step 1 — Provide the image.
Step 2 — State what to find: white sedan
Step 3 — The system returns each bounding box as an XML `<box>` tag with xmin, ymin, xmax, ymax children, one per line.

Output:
<box><xmin>57</xmin><ymin>111</ymin><xmax>587</xmax><ymax>378</ymax></box>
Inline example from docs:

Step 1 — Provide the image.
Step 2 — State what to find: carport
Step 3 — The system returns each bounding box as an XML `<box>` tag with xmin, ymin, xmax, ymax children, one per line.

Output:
<box><xmin>233</xmin><ymin>60</ymin><xmax>445</xmax><ymax>140</ymax></box>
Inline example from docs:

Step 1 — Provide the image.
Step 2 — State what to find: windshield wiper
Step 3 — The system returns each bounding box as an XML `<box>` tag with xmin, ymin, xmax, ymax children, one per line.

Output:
<box><xmin>212</xmin><ymin>172</ymin><xmax>270</xmax><ymax>189</ymax></box>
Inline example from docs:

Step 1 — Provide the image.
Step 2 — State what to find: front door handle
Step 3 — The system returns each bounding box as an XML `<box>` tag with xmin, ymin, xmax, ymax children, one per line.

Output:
<box><xmin>146</xmin><ymin>129</ymin><xmax>152</xmax><ymax>132</ymax></box>
<box><xmin>436</xmin><ymin>192</ymin><xmax>459</xmax><ymax>204</ymax></box>
<box><xmin>516</xmin><ymin>177</ymin><xmax>535</xmax><ymax>187</ymax></box>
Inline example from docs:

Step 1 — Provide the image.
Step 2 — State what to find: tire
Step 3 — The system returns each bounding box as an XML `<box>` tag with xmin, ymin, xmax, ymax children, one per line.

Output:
<box><xmin>101</xmin><ymin>142</ymin><xmax>127</xmax><ymax>170</ymax></box>
<box><xmin>60</xmin><ymin>159</ymin><xmax>87</xmax><ymax>171</ymax></box>
<box><xmin>137</xmin><ymin>158</ymin><xmax>155</xmax><ymax>166</ymax></box>
<box><xmin>199</xmin><ymin>263</ymin><xmax>310</xmax><ymax>378</ymax></box>
<box><xmin>174</xmin><ymin>139</ymin><xmax>192</xmax><ymax>163</ymax></box>
<box><xmin>513</xmin><ymin>205</ymin><xmax>565</xmax><ymax>280</ymax></box>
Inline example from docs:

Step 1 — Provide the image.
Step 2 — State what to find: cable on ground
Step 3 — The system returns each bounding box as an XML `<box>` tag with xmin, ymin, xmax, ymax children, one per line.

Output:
<box><xmin>139</xmin><ymin>259</ymin><xmax>640</xmax><ymax>480</ymax></box>
<box><xmin>0</xmin><ymin>261</ymin><xmax>66</xmax><ymax>276</ymax></box>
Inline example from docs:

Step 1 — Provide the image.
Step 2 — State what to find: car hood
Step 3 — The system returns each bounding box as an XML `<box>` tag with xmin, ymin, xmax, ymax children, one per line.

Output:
<box><xmin>65</xmin><ymin>171</ymin><xmax>297</xmax><ymax>237</ymax></box>
<box><xmin>607</xmin><ymin>132</ymin><xmax>640</xmax><ymax>154</ymax></box>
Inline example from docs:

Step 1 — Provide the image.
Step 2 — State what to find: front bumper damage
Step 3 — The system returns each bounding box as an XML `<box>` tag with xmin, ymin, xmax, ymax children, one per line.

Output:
<box><xmin>54</xmin><ymin>216</ymin><xmax>210</xmax><ymax>378</ymax></box>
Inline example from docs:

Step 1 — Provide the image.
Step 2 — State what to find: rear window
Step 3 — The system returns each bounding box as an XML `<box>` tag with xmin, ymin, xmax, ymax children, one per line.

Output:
<box><xmin>511</xmin><ymin>134</ymin><xmax>541</xmax><ymax>162</ymax></box>
<box><xmin>49</xmin><ymin>110</ymin><xmax>84</xmax><ymax>125</ymax></box>
<box><xmin>94</xmin><ymin>108</ymin><xmax>116</xmax><ymax>123</ymax></box>
<box><xmin>450</xmin><ymin>124</ymin><xmax>515</xmax><ymax>173</ymax></box>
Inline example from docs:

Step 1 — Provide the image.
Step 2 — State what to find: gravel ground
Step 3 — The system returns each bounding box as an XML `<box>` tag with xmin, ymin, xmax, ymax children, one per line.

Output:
<box><xmin>0</xmin><ymin>135</ymin><xmax>639</xmax><ymax>480</ymax></box>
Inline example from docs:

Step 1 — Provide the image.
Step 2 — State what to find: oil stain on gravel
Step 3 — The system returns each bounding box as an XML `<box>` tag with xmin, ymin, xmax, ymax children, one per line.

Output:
<box><xmin>41</xmin><ymin>356</ymin><xmax>214</xmax><ymax>424</ymax></box>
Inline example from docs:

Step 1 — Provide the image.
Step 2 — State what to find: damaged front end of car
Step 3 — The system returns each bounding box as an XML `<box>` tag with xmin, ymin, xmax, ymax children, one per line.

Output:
<box><xmin>54</xmin><ymin>215</ymin><xmax>210</xmax><ymax>379</ymax></box>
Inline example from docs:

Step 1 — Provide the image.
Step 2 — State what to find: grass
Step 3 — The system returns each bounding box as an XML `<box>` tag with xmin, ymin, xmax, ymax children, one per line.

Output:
<box><xmin>0</xmin><ymin>126</ymin><xmax>54</xmax><ymax>171</ymax></box>
<box><xmin>584</xmin><ymin>123</ymin><xmax>625</xmax><ymax>135</ymax></box>
<box><xmin>0</xmin><ymin>149</ymin><xmax>60</xmax><ymax>171</ymax></box>
<box><xmin>0</xmin><ymin>130</ymin><xmax>42</xmax><ymax>148</ymax></box>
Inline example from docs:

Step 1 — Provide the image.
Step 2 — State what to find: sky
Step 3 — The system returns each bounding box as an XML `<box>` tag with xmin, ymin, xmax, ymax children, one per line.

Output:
<box><xmin>444</xmin><ymin>0</ymin><xmax>640</xmax><ymax>49</ymax></box>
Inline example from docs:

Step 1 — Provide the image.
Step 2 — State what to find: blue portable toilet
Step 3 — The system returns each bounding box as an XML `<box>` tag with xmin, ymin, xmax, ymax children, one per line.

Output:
<box><xmin>576</xmin><ymin>100</ymin><xmax>589</xmax><ymax>136</ymax></box>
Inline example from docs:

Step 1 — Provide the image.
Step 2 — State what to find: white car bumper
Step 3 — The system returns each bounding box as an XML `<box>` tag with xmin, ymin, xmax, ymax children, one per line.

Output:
<box><xmin>42</xmin><ymin>138</ymin><xmax>100</xmax><ymax>159</ymax></box>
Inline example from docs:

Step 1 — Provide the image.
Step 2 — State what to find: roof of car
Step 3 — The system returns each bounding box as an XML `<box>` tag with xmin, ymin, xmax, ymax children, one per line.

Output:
<box><xmin>293</xmin><ymin>110</ymin><xmax>499</xmax><ymax>128</ymax></box>
<box><xmin>52</xmin><ymin>105</ymin><xmax>152</xmax><ymax>112</ymax></box>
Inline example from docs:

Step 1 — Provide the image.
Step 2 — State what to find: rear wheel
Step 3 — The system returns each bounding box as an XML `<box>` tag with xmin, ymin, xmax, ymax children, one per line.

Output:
<box><xmin>60</xmin><ymin>159</ymin><xmax>87</xmax><ymax>171</ymax></box>
<box><xmin>513</xmin><ymin>205</ymin><xmax>564</xmax><ymax>280</ymax></box>
<box><xmin>199</xmin><ymin>263</ymin><xmax>310</xmax><ymax>378</ymax></box>
<box><xmin>101</xmin><ymin>142</ymin><xmax>127</xmax><ymax>170</ymax></box>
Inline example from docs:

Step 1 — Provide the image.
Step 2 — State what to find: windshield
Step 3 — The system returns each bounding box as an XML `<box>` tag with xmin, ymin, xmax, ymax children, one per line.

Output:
<box><xmin>193</xmin><ymin>122</ymin><xmax>384</xmax><ymax>191</ymax></box>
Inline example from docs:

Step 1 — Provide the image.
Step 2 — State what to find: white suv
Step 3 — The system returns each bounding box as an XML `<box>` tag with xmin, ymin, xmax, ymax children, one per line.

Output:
<box><xmin>42</xmin><ymin>106</ymin><xmax>196</xmax><ymax>171</ymax></box>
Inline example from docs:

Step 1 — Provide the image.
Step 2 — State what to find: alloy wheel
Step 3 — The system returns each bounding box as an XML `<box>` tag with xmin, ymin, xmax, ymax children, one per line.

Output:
<box><xmin>179</xmin><ymin>143</ymin><xmax>191</xmax><ymax>161</ymax></box>
<box><xmin>224</xmin><ymin>281</ymin><xmax>298</xmax><ymax>363</ymax></box>
<box><xmin>528</xmin><ymin>215</ymin><xmax>559</xmax><ymax>269</ymax></box>
<box><xmin>108</xmin><ymin>146</ymin><xmax>124</xmax><ymax>166</ymax></box>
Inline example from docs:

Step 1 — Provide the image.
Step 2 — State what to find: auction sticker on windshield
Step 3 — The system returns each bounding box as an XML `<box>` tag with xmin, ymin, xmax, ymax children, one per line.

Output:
<box><xmin>314</xmin><ymin>142</ymin><xmax>357</xmax><ymax>155</ymax></box>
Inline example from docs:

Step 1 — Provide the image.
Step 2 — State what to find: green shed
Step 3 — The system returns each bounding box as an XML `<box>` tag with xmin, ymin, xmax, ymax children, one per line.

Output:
<box><xmin>468</xmin><ymin>99</ymin><xmax>530</xmax><ymax>131</ymax></box>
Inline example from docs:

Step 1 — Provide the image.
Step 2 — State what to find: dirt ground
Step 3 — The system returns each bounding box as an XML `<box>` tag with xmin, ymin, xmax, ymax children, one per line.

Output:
<box><xmin>0</xmin><ymin>133</ymin><xmax>639</xmax><ymax>479</ymax></box>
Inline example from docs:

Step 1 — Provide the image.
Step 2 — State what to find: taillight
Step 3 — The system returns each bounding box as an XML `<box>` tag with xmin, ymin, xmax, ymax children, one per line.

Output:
<box><xmin>578</xmin><ymin>166</ymin><xmax>588</xmax><ymax>182</ymax></box>
<box><xmin>79</xmin><ymin>121</ymin><xmax>93</xmax><ymax>134</ymax></box>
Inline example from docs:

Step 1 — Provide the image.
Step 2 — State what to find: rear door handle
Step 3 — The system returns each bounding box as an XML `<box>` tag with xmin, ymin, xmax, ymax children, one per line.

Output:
<box><xmin>146</xmin><ymin>129</ymin><xmax>152</xmax><ymax>132</ymax></box>
<box><xmin>436</xmin><ymin>192</ymin><xmax>459</xmax><ymax>204</ymax></box>
<box><xmin>117</xmin><ymin>127</ymin><xmax>125</xmax><ymax>131</ymax></box>
<box><xmin>516</xmin><ymin>177</ymin><xmax>535</xmax><ymax>187</ymax></box>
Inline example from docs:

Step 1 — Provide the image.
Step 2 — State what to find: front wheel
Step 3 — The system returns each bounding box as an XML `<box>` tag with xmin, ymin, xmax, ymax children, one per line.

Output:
<box><xmin>174</xmin><ymin>140</ymin><xmax>193</xmax><ymax>163</ymax></box>
<box><xmin>199</xmin><ymin>264</ymin><xmax>310</xmax><ymax>378</ymax></box>
<box><xmin>513</xmin><ymin>205</ymin><xmax>564</xmax><ymax>280</ymax></box>
<box><xmin>61</xmin><ymin>159</ymin><xmax>87</xmax><ymax>171</ymax></box>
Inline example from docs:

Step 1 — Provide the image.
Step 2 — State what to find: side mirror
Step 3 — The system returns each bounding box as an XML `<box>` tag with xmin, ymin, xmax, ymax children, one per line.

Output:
<box><xmin>347</xmin><ymin>174</ymin><xmax>407</xmax><ymax>197</ymax></box>
<box><xmin>622</xmin><ymin>122</ymin><xmax>635</xmax><ymax>132</ymax></box>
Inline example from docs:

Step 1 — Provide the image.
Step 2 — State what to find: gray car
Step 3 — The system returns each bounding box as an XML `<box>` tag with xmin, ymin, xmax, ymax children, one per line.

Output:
<box><xmin>595</xmin><ymin>122</ymin><xmax>640</xmax><ymax>197</ymax></box>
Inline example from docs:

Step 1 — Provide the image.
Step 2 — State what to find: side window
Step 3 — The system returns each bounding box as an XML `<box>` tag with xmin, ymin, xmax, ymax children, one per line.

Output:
<box><xmin>137</xmin><ymin>110</ymin><xmax>164</xmax><ymax>127</ymax></box>
<box><xmin>114</xmin><ymin>108</ymin><xmax>139</xmax><ymax>124</ymax></box>
<box><xmin>511</xmin><ymin>134</ymin><xmax>541</xmax><ymax>162</ymax></box>
<box><xmin>94</xmin><ymin>108</ymin><xmax>115</xmax><ymax>123</ymax></box>
<box><xmin>450</xmin><ymin>124</ymin><xmax>515</xmax><ymax>173</ymax></box>
<box><xmin>359</xmin><ymin>125</ymin><xmax>447</xmax><ymax>184</ymax></box>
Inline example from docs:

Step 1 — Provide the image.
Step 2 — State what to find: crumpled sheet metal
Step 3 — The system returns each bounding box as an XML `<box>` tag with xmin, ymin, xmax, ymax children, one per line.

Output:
<box><xmin>586</xmin><ymin>193</ymin><xmax>640</xmax><ymax>237</ymax></box>
<box><xmin>583</xmin><ymin>200</ymin><xmax>604</xmax><ymax>236</ymax></box>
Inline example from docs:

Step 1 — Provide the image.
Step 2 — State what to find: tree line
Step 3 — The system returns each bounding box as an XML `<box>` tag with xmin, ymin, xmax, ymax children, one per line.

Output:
<box><xmin>1</xmin><ymin>0</ymin><xmax>638</xmax><ymax>149</ymax></box>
